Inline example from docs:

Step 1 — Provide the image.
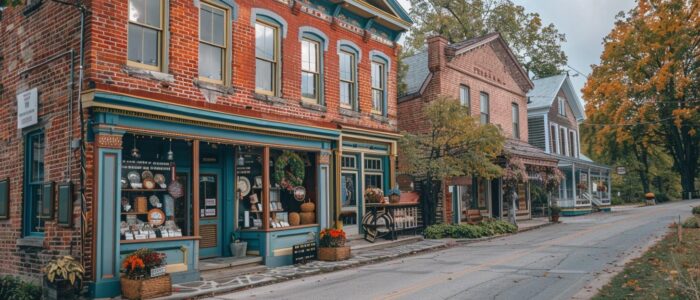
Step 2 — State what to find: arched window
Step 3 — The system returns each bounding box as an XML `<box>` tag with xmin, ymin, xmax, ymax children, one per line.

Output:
<box><xmin>252</xmin><ymin>9</ymin><xmax>287</xmax><ymax>96</ymax></box>
<box><xmin>299</xmin><ymin>27</ymin><xmax>328</xmax><ymax>105</ymax></box>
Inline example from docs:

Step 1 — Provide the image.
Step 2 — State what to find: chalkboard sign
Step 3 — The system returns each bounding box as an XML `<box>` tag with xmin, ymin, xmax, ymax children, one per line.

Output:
<box><xmin>292</xmin><ymin>242</ymin><xmax>317</xmax><ymax>264</ymax></box>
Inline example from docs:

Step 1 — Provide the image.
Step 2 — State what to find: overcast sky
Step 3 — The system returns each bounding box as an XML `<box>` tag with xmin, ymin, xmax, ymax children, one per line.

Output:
<box><xmin>396</xmin><ymin>0</ymin><xmax>636</xmax><ymax>101</ymax></box>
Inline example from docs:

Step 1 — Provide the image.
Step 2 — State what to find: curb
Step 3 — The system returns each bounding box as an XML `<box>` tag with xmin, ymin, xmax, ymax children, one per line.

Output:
<box><xmin>166</xmin><ymin>240</ymin><xmax>455</xmax><ymax>300</ymax></box>
<box><xmin>453</xmin><ymin>221</ymin><xmax>556</xmax><ymax>244</ymax></box>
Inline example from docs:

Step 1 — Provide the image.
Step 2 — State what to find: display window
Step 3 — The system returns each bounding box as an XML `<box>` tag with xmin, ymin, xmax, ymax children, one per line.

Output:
<box><xmin>119</xmin><ymin>135</ymin><xmax>193</xmax><ymax>241</ymax></box>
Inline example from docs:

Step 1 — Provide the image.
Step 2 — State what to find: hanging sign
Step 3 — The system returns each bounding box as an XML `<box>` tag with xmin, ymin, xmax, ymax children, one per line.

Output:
<box><xmin>17</xmin><ymin>88</ymin><xmax>38</xmax><ymax>129</ymax></box>
<box><xmin>616</xmin><ymin>166</ymin><xmax>626</xmax><ymax>175</ymax></box>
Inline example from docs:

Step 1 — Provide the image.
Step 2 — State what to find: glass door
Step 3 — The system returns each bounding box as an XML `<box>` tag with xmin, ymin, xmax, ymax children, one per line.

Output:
<box><xmin>199</xmin><ymin>169</ymin><xmax>222</xmax><ymax>258</ymax></box>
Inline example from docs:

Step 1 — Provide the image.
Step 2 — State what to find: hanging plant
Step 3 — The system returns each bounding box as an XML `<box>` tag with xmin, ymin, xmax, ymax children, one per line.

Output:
<box><xmin>274</xmin><ymin>151</ymin><xmax>306</xmax><ymax>191</ymax></box>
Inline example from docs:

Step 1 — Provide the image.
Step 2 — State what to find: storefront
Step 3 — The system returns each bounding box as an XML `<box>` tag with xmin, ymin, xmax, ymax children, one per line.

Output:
<box><xmin>86</xmin><ymin>92</ymin><xmax>338</xmax><ymax>297</ymax></box>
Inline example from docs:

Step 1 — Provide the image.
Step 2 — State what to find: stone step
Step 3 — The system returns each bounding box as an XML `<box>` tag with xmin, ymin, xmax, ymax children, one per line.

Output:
<box><xmin>199</xmin><ymin>256</ymin><xmax>264</xmax><ymax>272</ymax></box>
<box><xmin>200</xmin><ymin>263</ymin><xmax>268</xmax><ymax>282</ymax></box>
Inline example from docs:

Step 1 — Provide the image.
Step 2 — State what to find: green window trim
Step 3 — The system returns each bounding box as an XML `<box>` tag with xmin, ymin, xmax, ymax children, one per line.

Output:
<box><xmin>23</xmin><ymin>130</ymin><xmax>46</xmax><ymax>237</ymax></box>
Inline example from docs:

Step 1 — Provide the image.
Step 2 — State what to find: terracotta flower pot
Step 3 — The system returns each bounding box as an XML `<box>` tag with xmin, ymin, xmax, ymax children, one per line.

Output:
<box><xmin>318</xmin><ymin>246</ymin><xmax>351</xmax><ymax>261</ymax></box>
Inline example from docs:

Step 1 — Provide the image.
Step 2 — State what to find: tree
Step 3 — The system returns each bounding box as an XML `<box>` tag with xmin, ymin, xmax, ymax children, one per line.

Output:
<box><xmin>404</xmin><ymin>0</ymin><xmax>567</xmax><ymax>78</ymax></box>
<box><xmin>399</xmin><ymin>97</ymin><xmax>504</xmax><ymax>225</ymax></box>
<box><xmin>582</xmin><ymin>0</ymin><xmax>700</xmax><ymax>197</ymax></box>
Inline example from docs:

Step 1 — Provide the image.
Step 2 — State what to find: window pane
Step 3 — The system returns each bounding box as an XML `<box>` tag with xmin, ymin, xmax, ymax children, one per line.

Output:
<box><xmin>255</xmin><ymin>59</ymin><xmax>273</xmax><ymax>91</ymax></box>
<box><xmin>365</xmin><ymin>174</ymin><xmax>383</xmax><ymax>190</ymax></box>
<box><xmin>30</xmin><ymin>184</ymin><xmax>42</xmax><ymax>232</ymax></box>
<box><xmin>340</xmin><ymin>82</ymin><xmax>351</xmax><ymax>106</ymax></box>
<box><xmin>460</xmin><ymin>86</ymin><xmax>470</xmax><ymax>107</ymax></box>
<box><xmin>199</xmin><ymin>43</ymin><xmax>222</xmax><ymax>80</ymax></box>
<box><xmin>30</xmin><ymin>134</ymin><xmax>45</xmax><ymax>183</ymax></box>
<box><xmin>145</xmin><ymin>0</ymin><xmax>161</xmax><ymax>27</ymax></box>
<box><xmin>199</xmin><ymin>5</ymin><xmax>212</xmax><ymax>43</ymax></box>
<box><xmin>480</xmin><ymin>93</ymin><xmax>489</xmax><ymax>113</ymax></box>
<box><xmin>212</xmin><ymin>8</ymin><xmax>225</xmax><ymax>46</ymax></box>
<box><xmin>301</xmin><ymin>72</ymin><xmax>317</xmax><ymax>100</ymax></box>
<box><xmin>142</xmin><ymin>27</ymin><xmax>159</xmax><ymax>66</ymax></box>
<box><xmin>301</xmin><ymin>40</ymin><xmax>318</xmax><ymax>72</ymax></box>
<box><xmin>129</xmin><ymin>0</ymin><xmax>145</xmax><ymax>23</ymax></box>
<box><xmin>255</xmin><ymin>23</ymin><xmax>275</xmax><ymax>61</ymax></box>
<box><xmin>372</xmin><ymin>90</ymin><xmax>383</xmax><ymax>111</ymax></box>
<box><xmin>481</xmin><ymin>114</ymin><xmax>489</xmax><ymax>124</ymax></box>
<box><xmin>339</xmin><ymin>52</ymin><xmax>353</xmax><ymax>81</ymax></box>
<box><xmin>371</xmin><ymin>62</ymin><xmax>383</xmax><ymax>88</ymax></box>
<box><xmin>127</xmin><ymin>24</ymin><xmax>143</xmax><ymax>63</ymax></box>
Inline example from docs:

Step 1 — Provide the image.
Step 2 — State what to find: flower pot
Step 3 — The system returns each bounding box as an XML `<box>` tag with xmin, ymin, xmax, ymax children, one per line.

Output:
<box><xmin>43</xmin><ymin>278</ymin><xmax>79</xmax><ymax>300</ymax></box>
<box><xmin>230</xmin><ymin>241</ymin><xmax>248</xmax><ymax>258</ymax></box>
<box><xmin>318</xmin><ymin>246</ymin><xmax>351</xmax><ymax>261</ymax></box>
<box><xmin>551</xmin><ymin>215</ymin><xmax>560</xmax><ymax>222</ymax></box>
<box><xmin>120</xmin><ymin>274</ymin><xmax>172</xmax><ymax>300</ymax></box>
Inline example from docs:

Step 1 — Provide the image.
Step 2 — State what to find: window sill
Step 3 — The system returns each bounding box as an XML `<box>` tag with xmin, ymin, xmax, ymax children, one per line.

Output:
<box><xmin>17</xmin><ymin>236</ymin><xmax>44</xmax><ymax>248</ymax></box>
<box><xmin>123</xmin><ymin>65</ymin><xmax>175</xmax><ymax>83</ymax></box>
<box><xmin>193</xmin><ymin>79</ymin><xmax>235</xmax><ymax>95</ymax></box>
<box><xmin>370</xmin><ymin>114</ymin><xmax>389</xmax><ymax>124</ymax></box>
<box><xmin>339</xmin><ymin>107</ymin><xmax>361</xmax><ymax>118</ymax></box>
<box><xmin>254</xmin><ymin>93</ymin><xmax>286</xmax><ymax>105</ymax></box>
<box><xmin>299</xmin><ymin>101</ymin><xmax>327</xmax><ymax>113</ymax></box>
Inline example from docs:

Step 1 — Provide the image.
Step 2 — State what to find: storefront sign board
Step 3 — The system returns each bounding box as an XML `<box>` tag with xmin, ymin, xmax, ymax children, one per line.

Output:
<box><xmin>17</xmin><ymin>88</ymin><xmax>38</xmax><ymax>129</ymax></box>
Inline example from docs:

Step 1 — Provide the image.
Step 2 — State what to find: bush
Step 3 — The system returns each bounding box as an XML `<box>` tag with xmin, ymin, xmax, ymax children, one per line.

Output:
<box><xmin>0</xmin><ymin>276</ymin><xmax>41</xmax><ymax>300</ymax></box>
<box><xmin>682</xmin><ymin>217</ymin><xmax>700</xmax><ymax>228</ymax></box>
<box><xmin>692</xmin><ymin>206</ymin><xmax>700</xmax><ymax>215</ymax></box>
<box><xmin>655</xmin><ymin>192</ymin><xmax>671</xmax><ymax>203</ymax></box>
<box><xmin>424</xmin><ymin>220</ymin><xmax>517</xmax><ymax>239</ymax></box>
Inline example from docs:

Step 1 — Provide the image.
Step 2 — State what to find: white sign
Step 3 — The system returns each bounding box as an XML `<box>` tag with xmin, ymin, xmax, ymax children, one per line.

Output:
<box><xmin>616</xmin><ymin>166</ymin><xmax>627</xmax><ymax>175</ymax></box>
<box><xmin>17</xmin><ymin>88</ymin><xmax>38</xmax><ymax>129</ymax></box>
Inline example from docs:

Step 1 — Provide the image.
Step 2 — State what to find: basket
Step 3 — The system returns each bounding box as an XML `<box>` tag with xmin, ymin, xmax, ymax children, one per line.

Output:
<box><xmin>120</xmin><ymin>274</ymin><xmax>172</xmax><ymax>300</ymax></box>
<box><xmin>299</xmin><ymin>212</ymin><xmax>315</xmax><ymax>224</ymax></box>
<box><xmin>136</xmin><ymin>197</ymin><xmax>148</xmax><ymax>213</ymax></box>
<box><xmin>318</xmin><ymin>246</ymin><xmax>351</xmax><ymax>261</ymax></box>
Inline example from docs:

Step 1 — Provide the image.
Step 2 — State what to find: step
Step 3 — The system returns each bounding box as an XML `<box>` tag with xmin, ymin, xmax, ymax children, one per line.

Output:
<box><xmin>199</xmin><ymin>256</ymin><xmax>263</xmax><ymax>272</ymax></box>
<box><xmin>199</xmin><ymin>256</ymin><xmax>267</xmax><ymax>281</ymax></box>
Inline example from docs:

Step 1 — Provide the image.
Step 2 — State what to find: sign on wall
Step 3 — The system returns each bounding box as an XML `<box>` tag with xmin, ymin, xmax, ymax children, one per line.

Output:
<box><xmin>17</xmin><ymin>88</ymin><xmax>38</xmax><ymax>129</ymax></box>
<box><xmin>616</xmin><ymin>166</ymin><xmax>627</xmax><ymax>175</ymax></box>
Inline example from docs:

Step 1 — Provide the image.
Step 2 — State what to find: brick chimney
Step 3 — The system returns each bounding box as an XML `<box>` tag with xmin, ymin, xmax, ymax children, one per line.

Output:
<box><xmin>427</xmin><ymin>35</ymin><xmax>448</xmax><ymax>72</ymax></box>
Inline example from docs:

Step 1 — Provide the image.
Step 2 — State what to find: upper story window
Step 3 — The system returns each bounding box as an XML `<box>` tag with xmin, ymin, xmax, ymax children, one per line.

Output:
<box><xmin>569</xmin><ymin>130</ymin><xmax>577</xmax><ymax>158</ymax></box>
<box><xmin>371</xmin><ymin>60</ymin><xmax>386</xmax><ymax>115</ymax></box>
<box><xmin>339</xmin><ymin>50</ymin><xmax>357</xmax><ymax>110</ymax></box>
<box><xmin>558</xmin><ymin>97</ymin><xmax>567</xmax><ymax>116</ymax></box>
<box><xmin>255</xmin><ymin>21</ymin><xmax>279</xmax><ymax>96</ymax></box>
<box><xmin>128</xmin><ymin>0</ymin><xmax>164</xmax><ymax>71</ymax></box>
<box><xmin>480</xmin><ymin>92</ymin><xmax>490</xmax><ymax>124</ymax></box>
<box><xmin>460</xmin><ymin>85</ymin><xmax>470</xmax><ymax>112</ymax></box>
<box><xmin>199</xmin><ymin>2</ymin><xmax>228</xmax><ymax>84</ymax></box>
<box><xmin>24</xmin><ymin>130</ymin><xmax>45</xmax><ymax>236</ymax></box>
<box><xmin>560</xmin><ymin>127</ymin><xmax>568</xmax><ymax>156</ymax></box>
<box><xmin>301</xmin><ymin>38</ymin><xmax>321</xmax><ymax>103</ymax></box>
<box><xmin>550</xmin><ymin>124</ymin><xmax>558</xmax><ymax>154</ymax></box>
<box><xmin>341</xmin><ymin>155</ymin><xmax>357</xmax><ymax>169</ymax></box>
<box><xmin>512</xmin><ymin>103</ymin><xmax>520</xmax><ymax>139</ymax></box>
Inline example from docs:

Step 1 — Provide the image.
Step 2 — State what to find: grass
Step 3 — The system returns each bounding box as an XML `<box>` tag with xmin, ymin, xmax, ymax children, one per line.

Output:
<box><xmin>594</xmin><ymin>218</ymin><xmax>700</xmax><ymax>300</ymax></box>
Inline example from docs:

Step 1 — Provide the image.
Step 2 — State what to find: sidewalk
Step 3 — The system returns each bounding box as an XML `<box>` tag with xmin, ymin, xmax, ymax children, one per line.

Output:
<box><xmin>157</xmin><ymin>238</ymin><xmax>453</xmax><ymax>300</ymax></box>
<box><xmin>518</xmin><ymin>217</ymin><xmax>551</xmax><ymax>232</ymax></box>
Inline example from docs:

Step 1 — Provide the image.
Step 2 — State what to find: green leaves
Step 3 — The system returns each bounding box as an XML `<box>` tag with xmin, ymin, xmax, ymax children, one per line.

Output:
<box><xmin>42</xmin><ymin>255</ymin><xmax>84</xmax><ymax>286</ymax></box>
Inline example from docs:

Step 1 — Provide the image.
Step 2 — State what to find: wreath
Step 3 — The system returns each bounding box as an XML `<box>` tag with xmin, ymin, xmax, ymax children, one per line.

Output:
<box><xmin>274</xmin><ymin>151</ymin><xmax>305</xmax><ymax>191</ymax></box>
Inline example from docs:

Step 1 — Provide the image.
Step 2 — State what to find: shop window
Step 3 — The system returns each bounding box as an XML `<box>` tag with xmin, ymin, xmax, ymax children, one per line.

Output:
<box><xmin>301</xmin><ymin>38</ymin><xmax>321</xmax><ymax>103</ymax></box>
<box><xmin>255</xmin><ymin>20</ymin><xmax>280</xmax><ymax>96</ymax></box>
<box><xmin>371</xmin><ymin>59</ymin><xmax>386</xmax><ymax>115</ymax></box>
<box><xmin>480</xmin><ymin>92</ymin><xmax>490</xmax><ymax>124</ymax></box>
<box><xmin>364</xmin><ymin>157</ymin><xmax>383</xmax><ymax>190</ymax></box>
<box><xmin>127</xmin><ymin>0</ymin><xmax>164</xmax><ymax>71</ymax></box>
<box><xmin>199</xmin><ymin>2</ymin><xmax>229</xmax><ymax>84</ymax></box>
<box><xmin>477</xmin><ymin>179</ymin><xmax>489</xmax><ymax>209</ymax></box>
<box><xmin>120</xmin><ymin>135</ymin><xmax>193</xmax><ymax>241</ymax></box>
<box><xmin>341</xmin><ymin>155</ymin><xmax>356</xmax><ymax>169</ymax></box>
<box><xmin>23</xmin><ymin>130</ymin><xmax>45</xmax><ymax>236</ymax></box>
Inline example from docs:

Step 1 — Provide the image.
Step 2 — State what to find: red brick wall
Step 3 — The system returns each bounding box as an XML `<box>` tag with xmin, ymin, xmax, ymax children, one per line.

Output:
<box><xmin>86</xmin><ymin>0</ymin><xmax>400</xmax><ymax>132</ymax></box>
<box><xmin>0</xmin><ymin>2</ymin><xmax>86</xmax><ymax>282</ymax></box>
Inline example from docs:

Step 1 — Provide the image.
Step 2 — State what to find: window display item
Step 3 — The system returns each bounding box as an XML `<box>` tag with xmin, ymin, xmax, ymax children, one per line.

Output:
<box><xmin>149</xmin><ymin>195</ymin><xmax>161</xmax><ymax>208</ymax></box>
<box><xmin>294</xmin><ymin>186</ymin><xmax>306</xmax><ymax>201</ymax></box>
<box><xmin>148</xmin><ymin>209</ymin><xmax>166</xmax><ymax>226</ymax></box>
<box><xmin>300</xmin><ymin>211</ymin><xmax>315</xmax><ymax>225</ymax></box>
<box><xmin>141</xmin><ymin>170</ymin><xmax>154</xmax><ymax>180</ymax></box>
<box><xmin>249</xmin><ymin>194</ymin><xmax>258</xmax><ymax>204</ymax></box>
<box><xmin>254</xmin><ymin>176</ymin><xmax>263</xmax><ymax>188</ymax></box>
<box><xmin>128</xmin><ymin>171</ymin><xmax>142</xmax><ymax>189</ymax></box>
<box><xmin>237</xmin><ymin>176</ymin><xmax>251</xmax><ymax>197</ymax></box>
<box><xmin>168</xmin><ymin>180</ymin><xmax>184</xmax><ymax>199</ymax></box>
<box><xmin>300</xmin><ymin>200</ymin><xmax>315</xmax><ymax>212</ymax></box>
<box><xmin>289</xmin><ymin>212</ymin><xmax>300</xmax><ymax>226</ymax></box>
<box><xmin>154</xmin><ymin>174</ymin><xmax>166</xmax><ymax>188</ymax></box>
<box><xmin>122</xmin><ymin>197</ymin><xmax>130</xmax><ymax>211</ymax></box>
<box><xmin>136</xmin><ymin>196</ymin><xmax>148</xmax><ymax>213</ymax></box>
<box><xmin>163</xmin><ymin>194</ymin><xmax>174</xmax><ymax>217</ymax></box>
<box><xmin>143</xmin><ymin>178</ymin><xmax>156</xmax><ymax>190</ymax></box>
<box><xmin>121</xmin><ymin>177</ymin><xmax>129</xmax><ymax>189</ymax></box>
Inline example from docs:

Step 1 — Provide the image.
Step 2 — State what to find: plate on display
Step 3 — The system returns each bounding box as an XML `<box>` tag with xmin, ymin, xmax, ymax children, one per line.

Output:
<box><xmin>141</xmin><ymin>170</ymin><xmax>154</xmax><ymax>180</ymax></box>
<box><xmin>237</xmin><ymin>177</ymin><xmax>251</xmax><ymax>196</ymax></box>
<box><xmin>127</xmin><ymin>171</ymin><xmax>141</xmax><ymax>184</ymax></box>
<box><xmin>147</xmin><ymin>208</ymin><xmax>165</xmax><ymax>226</ymax></box>
<box><xmin>143</xmin><ymin>178</ymin><xmax>156</xmax><ymax>190</ymax></box>
<box><xmin>121</xmin><ymin>177</ymin><xmax>129</xmax><ymax>189</ymax></box>
<box><xmin>293</xmin><ymin>186</ymin><xmax>306</xmax><ymax>201</ymax></box>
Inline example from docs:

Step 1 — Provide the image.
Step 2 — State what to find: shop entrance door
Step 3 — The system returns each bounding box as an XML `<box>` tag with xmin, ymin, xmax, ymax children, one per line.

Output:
<box><xmin>199</xmin><ymin>169</ymin><xmax>222</xmax><ymax>258</ymax></box>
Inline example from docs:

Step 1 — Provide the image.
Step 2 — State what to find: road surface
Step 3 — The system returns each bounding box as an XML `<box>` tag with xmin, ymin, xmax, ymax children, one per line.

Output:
<box><xmin>213</xmin><ymin>200</ymin><xmax>699</xmax><ymax>300</ymax></box>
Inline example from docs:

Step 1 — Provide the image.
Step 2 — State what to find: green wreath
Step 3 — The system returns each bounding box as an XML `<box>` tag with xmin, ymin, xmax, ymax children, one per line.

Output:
<box><xmin>274</xmin><ymin>151</ymin><xmax>305</xmax><ymax>190</ymax></box>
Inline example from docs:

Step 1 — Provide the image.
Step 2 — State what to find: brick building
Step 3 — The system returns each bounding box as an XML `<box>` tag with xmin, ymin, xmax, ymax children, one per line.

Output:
<box><xmin>0</xmin><ymin>0</ymin><xmax>411</xmax><ymax>297</ymax></box>
<box><xmin>527</xmin><ymin>74</ymin><xmax>611</xmax><ymax>215</ymax></box>
<box><xmin>398</xmin><ymin>33</ymin><xmax>558</xmax><ymax>224</ymax></box>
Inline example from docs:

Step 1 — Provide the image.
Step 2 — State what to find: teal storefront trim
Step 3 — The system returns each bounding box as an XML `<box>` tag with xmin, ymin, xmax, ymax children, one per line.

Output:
<box><xmin>561</xmin><ymin>209</ymin><xmax>592</xmax><ymax>216</ymax></box>
<box><xmin>120</xmin><ymin>240</ymin><xmax>199</xmax><ymax>283</ymax></box>
<box><xmin>239</xmin><ymin>225</ymin><xmax>320</xmax><ymax>267</ymax></box>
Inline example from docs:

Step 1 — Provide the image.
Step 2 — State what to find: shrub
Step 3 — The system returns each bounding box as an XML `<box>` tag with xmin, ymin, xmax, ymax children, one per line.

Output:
<box><xmin>692</xmin><ymin>206</ymin><xmax>700</xmax><ymax>215</ymax></box>
<box><xmin>424</xmin><ymin>220</ymin><xmax>517</xmax><ymax>239</ymax></box>
<box><xmin>655</xmin><ymin>193</ymin><xmax>671</xmax><ymax>203</ymax></box>
<box><xmin>682</xmin><ymin>217</ymin><xmax>700</xmax><ymax>228</ymax></box>
<box><xmin>0</xmin><ymin>276</ymin><xmax>41</xmax><ymax>300</ymax></box>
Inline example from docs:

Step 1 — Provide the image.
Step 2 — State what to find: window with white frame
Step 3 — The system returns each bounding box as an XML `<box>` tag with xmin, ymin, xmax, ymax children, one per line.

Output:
<box><xmin>255</xmin><ymin>20</ymin><xmax>279</xmax><ymax>95</ymax></box>
<box><xmin>560</xmin><ymin>127</ymin><xmax>568</xmax><ymax>156</ymax></box>
<box><xmin>558</xmin><ymin>97</ymin><xmax>567</xmax><ymax>116</ymax></box>
<box><xmin>364</xmin><ymin>158</ymin><xmax>383</xmax><ymax>190</ymax></box>
<box><xmin>127</xmin><ymin>0</ymin><xmax>164</xmax><ymax>70</ymax></box>
<box><xmin>339</xmin><ymin>49</ymin><xmax>357</xmax><ymax>109</ymax></box>
<box><xmin>569</xmin><ymin>130</ymin><xmax>576</xmax><ymax>158</ymax></box>
<box><xmin>301</xmin><ymin>38</ymin><xmax>321</xmax><ymax>103</ymax></box>
<box><xmin>371</xmin><ymin>60</ymin><xmax>386</xmax><ymax>114</ymax></box>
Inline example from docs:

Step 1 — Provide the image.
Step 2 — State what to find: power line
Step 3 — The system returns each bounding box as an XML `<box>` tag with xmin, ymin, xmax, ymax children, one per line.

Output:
<box><xmin>580</xmin><ymin>117</ymin><xmax>677</xmax><ymax>126</ymax></box>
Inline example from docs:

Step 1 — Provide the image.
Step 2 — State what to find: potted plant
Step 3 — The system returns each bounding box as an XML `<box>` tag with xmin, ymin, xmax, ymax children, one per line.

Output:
<box><xmin>230</xmin><ymin>233</ymin><xmax>247</xmax><ymax>258</ymax></box>
<box><xmin>317</xmin><ymin>228</ymin><xmax>350</xmax><ymax>261</ymax></box>
<box><xmin>550</xmin><ymin>205</ymin><xmax>561</xmax><ymax>222</ymax></box>
<box><xmin>42</xmin><ymin>256</ymin><xmax>84</xmax><ymax>300</ymax></box>
<box><xmin>387</xmin><ymin>186</ymin><xmax>401</xmax><ymax>204</ymax></box>
<box><xmin>364</xmin><ymin>188</ymin><xmax>384</xmax><ymax>204</ymax></box>
<box><xmin>645</xmin><ymin>192</ymin><xmax>656</xmax><ymax>205</ymax></box>
<box><xmin>120</xmin><ymin>248</ymin><xmax>171</xmax><ymax>299</ymax></box>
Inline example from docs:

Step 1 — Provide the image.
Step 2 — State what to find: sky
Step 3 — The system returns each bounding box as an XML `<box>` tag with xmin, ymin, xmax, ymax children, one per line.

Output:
<box><xmin>396</xmin><ymin>0</ymin><xmax>636</xmax><ymax>102</ymax></box>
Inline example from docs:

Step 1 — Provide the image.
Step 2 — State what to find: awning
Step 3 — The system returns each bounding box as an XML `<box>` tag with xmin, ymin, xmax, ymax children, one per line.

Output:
<box><xmin>503</xmin><ymin>138</ymin><xmax>558</xmax><ymax>168</ymax></box>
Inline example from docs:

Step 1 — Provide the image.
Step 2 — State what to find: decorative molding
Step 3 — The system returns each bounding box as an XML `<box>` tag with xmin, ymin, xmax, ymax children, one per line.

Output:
<box><xmin>251</xmin><ymin>8</ymin><xmax>288</xmax><ymax>38</ymax></box>
<box><xmin>337</xmin><ymin>40</ymin><xmax>362</xmax><ymax>62</ymax></box>
<box><xmin>299</xmin><ymin>26</ymin><xmax>329</xmax><ymax>51</ymax></box>
<box><xmin>318</xmin><ymin>150</ymin><xmax>332</xmax><ymax>165</ymax></box>
<box><xmin>95</xmin><ymin>134</ymin><xmax>123</xmax><ymax>149</ymax></box>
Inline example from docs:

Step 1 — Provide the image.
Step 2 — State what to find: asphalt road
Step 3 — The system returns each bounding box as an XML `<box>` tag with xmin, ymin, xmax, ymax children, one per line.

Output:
<box><xmin>213</xmin><ymin>200</ymin><xmax>700</xmax><ymax>300</ymax></box>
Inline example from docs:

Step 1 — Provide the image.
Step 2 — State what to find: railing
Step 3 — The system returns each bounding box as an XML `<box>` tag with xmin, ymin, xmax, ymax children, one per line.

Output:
<box><xmin>363</xmin><ymin>203</ymin><xmax>420</xmax><ymax>242</ymax></box>
<box><xmin>554</xmin><ymin>197</ymin><xmax>576</xmax><ymax>208</ymax></box>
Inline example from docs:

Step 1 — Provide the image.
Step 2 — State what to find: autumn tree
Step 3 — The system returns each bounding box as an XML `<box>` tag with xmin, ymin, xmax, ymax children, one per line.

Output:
<box><xmin>405</xmin><ymin>0</ymin><xmax>567</xmax><ymax>78</ymax></box>
<box><xmin>400</xmin><ymin>98</ymin><xmax>504</xmax><ymax>225</ymax></box>
<box><xmin>583</xmin><ymin>0</ymin><xmax>699</xmax><ymax>197</ymax></box>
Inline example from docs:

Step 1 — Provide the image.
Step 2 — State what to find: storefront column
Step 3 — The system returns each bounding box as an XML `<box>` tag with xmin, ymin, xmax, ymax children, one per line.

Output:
<box><xmin>318</xmin><ymin>151</ymin><xmax>331</xmax><ymax>229</ymax></box>
<box><xmin>571</xmin><ymin>165</ymin><xmax>577</xmax><ymax>203</ymax></box>
<box><xmin>334</xmin><ymin>148</ymin><xmax>343</xmax><ymax>228</ymax></box>
<box><xmin>91</xmin><ymin>130</ymin><xmax>124</xmax><ymax>298</ymax></box>
<box><xmin>389</xmin><ymin>141</ymin><xmax>397</xmax><ymax>189</ymax></box>
<box><xmin>262</xmin><ymin>146</ymin><xmax>270</xmax><ymax>231</ymax></box>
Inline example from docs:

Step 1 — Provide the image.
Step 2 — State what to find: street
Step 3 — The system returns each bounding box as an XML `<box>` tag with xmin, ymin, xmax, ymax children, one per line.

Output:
<box><xmin>213</xmin><ymin>200</ymin><xmax>699</xmax><ymax>300</ymax></box>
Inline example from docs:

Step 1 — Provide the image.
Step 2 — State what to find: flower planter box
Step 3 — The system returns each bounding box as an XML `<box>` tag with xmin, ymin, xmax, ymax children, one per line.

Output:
<box><xmin>318</xmin><ymin>246</ymin><xmax>351</xmax><ymax>261</ymax></box>
<box><xmin>120</xmin><ymin>274</ymin><xmax>172</xmax><ymax>300</ymax></box>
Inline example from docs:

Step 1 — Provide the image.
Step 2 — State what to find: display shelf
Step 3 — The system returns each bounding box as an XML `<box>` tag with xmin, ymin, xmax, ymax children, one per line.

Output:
<box><xmin>121</xmin><ymin>212</ymin><xmax>148</xmax><ymax>215</ymax></box>
<box><xmin>121</xmin><ymin>188</ymin><xmax>168</xmax><ymax>192</ymax></box>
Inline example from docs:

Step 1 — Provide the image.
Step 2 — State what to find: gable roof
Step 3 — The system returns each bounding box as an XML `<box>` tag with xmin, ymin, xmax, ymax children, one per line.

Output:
<box><xmin>527</xmin><ymin>74</ymin><xmax>586</xmax><ymax>121</ymax></box>
<box><xmin>399</xmin><ymin>33</ymin><xmax>533</xmax><ymax>99</ymax></box>
<box><xmin>342</xmin><ymin>0</ymin><xmax>413</xmax><ymax>30</ymax></box>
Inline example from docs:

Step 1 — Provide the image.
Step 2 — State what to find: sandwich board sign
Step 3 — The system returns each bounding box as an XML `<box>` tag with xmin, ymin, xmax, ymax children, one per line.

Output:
<box><xmin>17</xmin><ymin>88</ymin><xmax>38</xmax><ymax>129</ymax></box>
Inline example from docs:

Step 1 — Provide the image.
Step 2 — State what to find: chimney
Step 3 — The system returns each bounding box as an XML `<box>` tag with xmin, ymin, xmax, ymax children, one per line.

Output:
<box><xmin>427</xmin><ymin>35</ymin><xmax>448</xmax><ymax>72</ymax></box>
